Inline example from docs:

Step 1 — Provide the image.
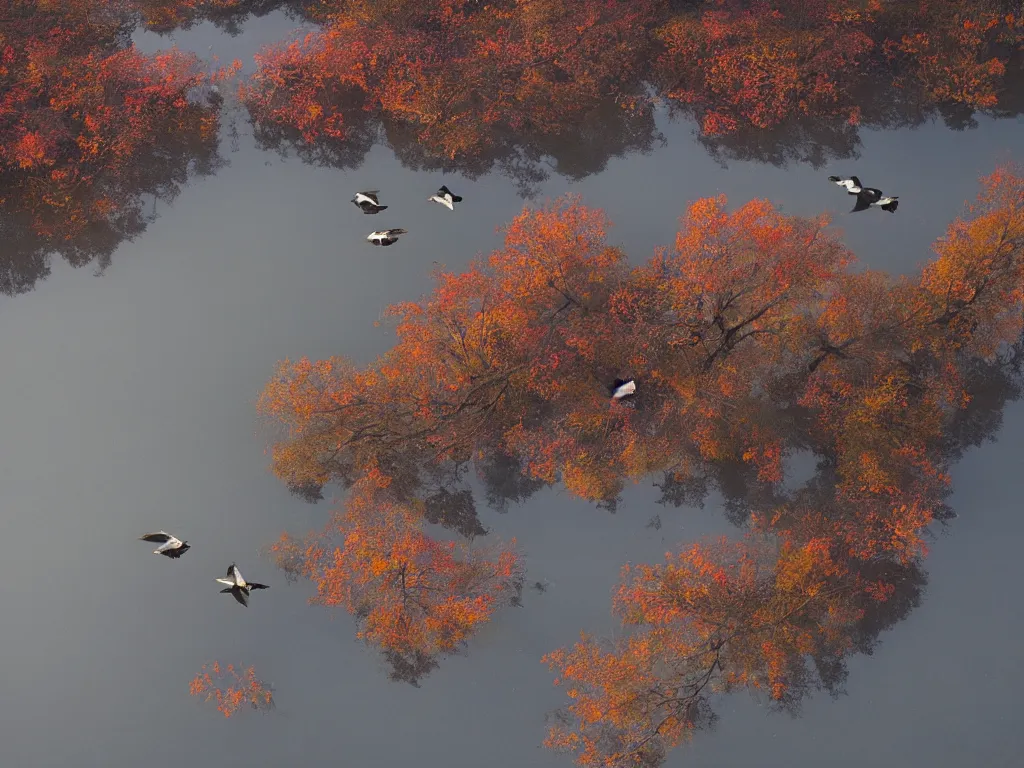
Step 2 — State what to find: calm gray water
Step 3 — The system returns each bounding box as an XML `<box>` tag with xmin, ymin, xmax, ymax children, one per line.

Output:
<box><xmin>1</xmin><ymin>11</ymin><xmax>1022</xmax><ymax>768</ymax></box>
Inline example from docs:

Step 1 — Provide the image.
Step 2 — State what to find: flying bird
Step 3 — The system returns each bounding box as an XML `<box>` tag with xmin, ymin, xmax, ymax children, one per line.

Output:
<box><xmin>216</xmin><ymin>563</ymin><xmax>269</xmax><ymax>607</ymax></box>
<box><xmin>610</xmin><ymin>378</ymin><xmax>636</xmax><ymax>401</ymax></box>
<box><xmin>828</xmin><ymin>175</ymin><xmax>863</xmax><ymax>194</ymax></box>
<box><xmin>216</xmin><ymin>563</ymin><xmax>269</xmax><ymax>591</ymax></box>
<box><xmin>139</xmin><ymin>531</ymin><xmax>190</xmax><ymax>558</ymax></box>
<box><xmin>366</xmin><ymin>228</ymin><xmax>407</xmax><ymax>246</ymax></box>
<box><xmin>352</xmin><ymin>191</ymin><xmax>388</xmax><ymax>214</ymax></box>
<box><xmin>428</xmin><ymin>185</ymin><xmax>463</xmax><ymax>211</ymax></box>
<box><xmin>851</xmin><ymin>187</ymin><xmax>899</xmax><ymax>213</ymax></box>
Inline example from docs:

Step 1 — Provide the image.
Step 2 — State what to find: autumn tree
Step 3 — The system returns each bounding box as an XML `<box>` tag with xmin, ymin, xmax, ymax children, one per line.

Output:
<box><xmin>269</xmin><ymin>477</ymin><xmax>523</xmax><ymax>683</ymax></box>
<box><xmin>236</xmin><ymin>1</ymin><xmax>1022</xmax><ymax>176</ymax></box>
<box><xmin>240</xmin><ymin>0</ymin><xmax>663</xmax><ymax>191</ymax></box>
<box><xmin>258</xmin><ymin>197</ymin><xmax>631</xmax><ymax>502</ymax></box>
<box><xmin>261</xmin><ymin>166</ymin><xmax>1024</xmax><ymax>507</ymax></box>
<box><xmin>540</xmin><ymin>166</ymin><xmax>1024</xmax><ymax>768</ymax></box>
<box><xmin>189</xmin><ymin>661</ymin><xmax>275</xmax><ymax>717</ymax></box>
<box><xmin>543</xmin><ymin>528</ymin><xmax>927</xmax><ymax>768</ymax></box>
<box><xmin>0</xmin><ymin>0</ymin><xmax>235</xmax><ymax>294</ymax></box>
<box><xmin>655</xmin><ymin>1</ymin><xmax>1023</xmax><ymax>139</ymax></box>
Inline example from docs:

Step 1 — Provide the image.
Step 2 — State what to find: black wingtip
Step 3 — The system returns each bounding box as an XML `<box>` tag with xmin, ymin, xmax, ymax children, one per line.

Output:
<box><xmin>451</xmin><ymin>195</ymin><xmax>463</xmax><ymax>203</ymax></box>
<box><xmin>827</xmin><ymin>175</ymin><xmax>840</xmax><ymax>182</ymax></box>
<box><xmin>881</xmin><ymin>201</ymin><xmax>899</xmax><ymax>213</ymax></box>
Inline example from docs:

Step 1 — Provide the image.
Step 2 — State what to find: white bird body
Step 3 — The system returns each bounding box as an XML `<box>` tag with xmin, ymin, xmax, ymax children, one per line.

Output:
<box><xmin>353</xmin><ymin>191</ymin><xmax>381</xmax><ymax>206</ymax></box>
<box><xmin>153</xmin><ymin>536</ymin><xmax>182</xmax><ymax>554</ymax></box>
<box><xmin>367</xmin><ymin>228</ymin><xmax>407</xmax><ymax>246</ymax></box>
<box><xmin>139</xmin><ymin>531</ymin><xmax>189</xmax><ymax>557</ymax></box>
<box><xmin>428</xmin><ymin>185</ymin><xmax>462</xmax><ymax>211</ymax></box>
<box><xmin>828</xmin><ymin>175</ymin><xmax>863</xmax><ymax>194</ymax></box>
<box><xmin>216</xmin><ymin>563</ymin><xmax>248</xmax><ymax>588</ymax></box>
<box><xmin>216</xmin><ymin>563</ymin><xmax>269</xmax><ymax>603</ymax></box>
<box><xmin>352</xmin><ymin>191</ymin><xmax>387</xmax><ymax>214</ymax></box>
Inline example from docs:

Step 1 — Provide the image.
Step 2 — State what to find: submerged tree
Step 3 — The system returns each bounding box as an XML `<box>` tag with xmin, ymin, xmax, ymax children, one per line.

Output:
<box><xmin>269</xmin><ymin>476</ymin><xmax>523</xmax><ymax>683</ymax></box>
<box><xmin>189</xmin><ymin>661</ymin><xmax>275</xmax><ymax>717</ymax></box>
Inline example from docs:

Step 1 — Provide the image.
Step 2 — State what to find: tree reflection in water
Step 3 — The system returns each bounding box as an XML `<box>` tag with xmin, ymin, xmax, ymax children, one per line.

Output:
<box><xmin>240</xmin><ymin>1</ymin><xmax>1024</xmax><ymax>181</ymax></box>
<box><xmin>0</xmin><ymin>0</ymin><xmax>231</xmax><ymax>296</ymax></box>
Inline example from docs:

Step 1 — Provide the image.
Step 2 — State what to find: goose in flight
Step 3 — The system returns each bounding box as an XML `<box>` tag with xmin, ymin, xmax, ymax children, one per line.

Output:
<box><xmin>610</xmin><ymin>378</ymin><xmax>636</xmax><ymax>401</ymax></box>
<box><xmin>366</xmin><ymin>228</ymin><xmax>407</xmax><ymax>246</ymax></box>
<box><xmin>851</xmin><ymin>187</ymin><xmax>899</xmax><ymax>213</ymax></box>
<box><xmin>352</xmin><ymin>191</ymin><xmax>388</xmax><ymax>214</ymax></box>
<box><xmin>428</xmin><ymin>185</ymin><xmax>463</xmax><ymax>211</ymax></box>
<box><xmin>828</xmin><ymin>175</ymin><xmax>863</xmax><ymax>194</ymax></box>
<box><xmin>216</xmin><ymin>563</ymin><xmax>269</xmax><ymax>607</ymax></box>
<box><xmin>139</xmin><ymin>531</ymin><xmax>190</xmax><ymax>558</ymax></box>
<box><xmin>216</xmin><ymin>563</ymin><xmax>269</xmax><ymax>592</ymax></box>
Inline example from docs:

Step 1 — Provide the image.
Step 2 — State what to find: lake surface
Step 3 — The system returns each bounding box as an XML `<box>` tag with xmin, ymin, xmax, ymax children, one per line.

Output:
<box><xmin>1</xmin><ymin>9</ymin><xmax>1023</xmax><ymax>768</ymax></box>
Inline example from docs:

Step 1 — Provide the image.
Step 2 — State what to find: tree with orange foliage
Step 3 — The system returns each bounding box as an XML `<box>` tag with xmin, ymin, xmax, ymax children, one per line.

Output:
<box><xmin>882</xmin><ymin>0</ymin><xmax>1024</xmax><ymax>110</ymax></box>
<box><xmin>258</xmin><ymin>197</ymin><xmax>630</xmax><ymax>501</ymax></box>
<box><xmin>0</xmin><ymin>0</ymin><xmax>237</xmax><ymax>294</ymax></box>
<box><xmin>656</xmin><ymin>1</ymin><xmax>1023</xmax><ymax>138</ymax></box>
<box><xmin>539</xmin><ymin>169</ymin><xmax>1024</xmax><ymax>768</ymax></box>
<box><xmin>261</xmin><ymin>166</ymin><xmax>1024</xmax><ymax>508</ymax></box>
<box><xmin>189</xmin><ymin>661</ymin><xmax>275</xmax><ymax>717</ymax></box>
<box><xmin>236</xmin><ymin>1</ymin><xmax>1022</xmax><ymax>177</ymax></box>
<box><xmin>656</xmin><ymin>0</ymin><xmax>877</xmax><ymax>136</ymax></box>
<box><xmin>240</xmin><ymin>0</ymin><xmax>662</xmax><ymax>190</ymax></box>
<box><xmin>269</xmin><ymin>477</ymin><xmax>523</xmax><ymax>683</ymax></box>
<box><xmin>544</xmin><ymin>527</ymin><xmax>926</xmax><ymax>768</ymax></box>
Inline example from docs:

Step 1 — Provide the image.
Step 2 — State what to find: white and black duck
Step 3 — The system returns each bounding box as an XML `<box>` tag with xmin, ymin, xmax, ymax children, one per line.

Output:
<box><xmin>366</xmin><ymin>228</ymin><xmax>408</xmax><ymax>246</ymax></box>
<box><xmin>428</xmin><ymin>185</ymin><xmax>463</xmax><ymax>211</ymax></box>
<box><xmin>352</xmin><ymin>191</ymin><xmax>388</xmax><ymax>214</ymax></box>
<box><xmin>828</xmin><ymin>175</ymin><xmax>864</xmax><ymax>194</ymax></box>
<box><xmin>139</xmin><ymin>531</ymin><xmax>190</xmax><ymax>558</ymax></box>
<box><xmin>851</xmin><ymin>187</ymin><xmax>899</xmax><ymax>213</ymax></box>
<box><xmin>216</xmin><ymin>563</ymin><xmax>269</xmax><ymax>607</ymax></box>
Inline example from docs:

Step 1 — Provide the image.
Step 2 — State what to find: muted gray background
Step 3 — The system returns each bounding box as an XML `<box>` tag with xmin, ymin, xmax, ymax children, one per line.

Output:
<box><xmin>0</xmin><ymin>11</ymin><xmax>1021</xmax><ymax>768</ymax></box>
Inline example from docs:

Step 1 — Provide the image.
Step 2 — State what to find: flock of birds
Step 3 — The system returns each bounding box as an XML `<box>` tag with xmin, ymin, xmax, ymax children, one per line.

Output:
<box><xmin>138</xmin><ymin>532</ymin><xmax>268</xmax><ymax>607</ymax></box>
<box><xmin>354</xmin><ymin>185</ymin><xmax>464</xmax><ymax>246</ymax></box>
<box><xmin>828</xmin><ymin>174</ymin><xmax>899</xmax><ymax>213</ymax></box>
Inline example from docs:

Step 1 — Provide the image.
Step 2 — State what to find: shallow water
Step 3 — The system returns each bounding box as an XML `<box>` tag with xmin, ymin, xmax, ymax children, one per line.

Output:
<box><xmin>1</xmin><ymin>10</ymin><xmax>1023</xmax><ymax>768</ymax></box>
